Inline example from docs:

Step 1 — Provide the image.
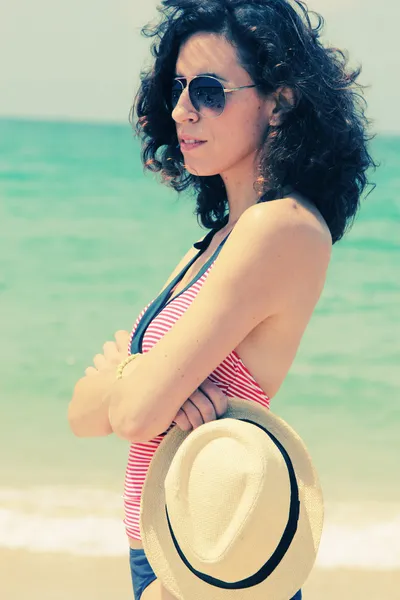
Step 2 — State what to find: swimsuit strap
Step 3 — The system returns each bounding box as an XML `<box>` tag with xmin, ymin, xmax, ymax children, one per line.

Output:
<box><xmin>193</xmin><ymin>230</ymin><xmax>216</xmax><ymax>251</ymax></box>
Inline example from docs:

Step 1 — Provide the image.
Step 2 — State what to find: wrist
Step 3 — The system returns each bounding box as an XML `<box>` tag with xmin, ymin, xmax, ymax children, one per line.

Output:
<box><xmin>116</xmin><ymin>353</ymin><xmax>142</xmax><ymax>380</ymax></box>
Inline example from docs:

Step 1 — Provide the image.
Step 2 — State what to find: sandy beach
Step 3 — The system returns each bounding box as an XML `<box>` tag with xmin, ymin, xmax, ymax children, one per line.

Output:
<box><xmin>0</xmin><ymin>548</ymin><xmax>398</xmax><ymax>600</ymax></box>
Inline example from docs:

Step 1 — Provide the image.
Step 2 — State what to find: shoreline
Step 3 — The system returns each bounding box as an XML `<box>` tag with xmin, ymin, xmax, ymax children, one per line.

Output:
<box><xmin>0</xmin><ymin>548</ymin><xmax>398</xmax><ymax>600</ymax></box>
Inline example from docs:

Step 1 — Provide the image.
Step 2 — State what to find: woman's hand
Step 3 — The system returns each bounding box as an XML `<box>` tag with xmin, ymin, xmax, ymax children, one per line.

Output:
<box><xmin>85</xmin><ymin>330</ymin><xmax>131</xmax><ymax>376</ymax></box>
<box><xmin>173</xmin><ymin>378</ymin><xmax>229</xmax><ymax>432</ymax></box>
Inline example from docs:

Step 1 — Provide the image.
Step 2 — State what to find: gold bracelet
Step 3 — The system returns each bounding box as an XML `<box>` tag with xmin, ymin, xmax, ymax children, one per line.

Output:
<box><xmin>116</xmin><ymin>354</ymin><xmax>140</xmax><ymax>380</ymax></box>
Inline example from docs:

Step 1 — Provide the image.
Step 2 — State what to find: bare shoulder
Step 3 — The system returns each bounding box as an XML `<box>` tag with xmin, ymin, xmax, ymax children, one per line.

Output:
<box><xmin>281</xmin><ymin>190</ymin><xmax>333</xmax><ymax>245</ymax></box>
<box><xmin>230</xmin><ymin>191</ymin><xmax>332</xmax><ymax>314</ymax></box>
<box><xmin>236</xmin><ymin>191</ymin><xmax>332</xmax><ymax>268</ymax></box>
<box><xmin>246</xmin><ymin>191</ymin><xmax>332</xmax><ymax>250</ymax></box>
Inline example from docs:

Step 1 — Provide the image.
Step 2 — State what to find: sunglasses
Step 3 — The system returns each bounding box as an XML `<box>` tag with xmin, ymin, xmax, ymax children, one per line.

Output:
<box><xmin>169</xmin><ymin>75</ymin><xmax>257</xmax><ymax>118</ymax></box>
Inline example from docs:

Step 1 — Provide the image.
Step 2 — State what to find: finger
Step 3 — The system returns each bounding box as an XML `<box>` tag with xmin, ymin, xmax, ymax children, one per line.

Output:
<box><xmin>173</xmin><ymin>409</ymin><xmax>193</xmax><ymax>432</ymax></box>
<box><xmin>188</xmin><ymin>389</ymin><xmax>217</xmax><ymax>423</ymax></box>
<box><xmin>115</xmin><ymin>330</ymin><xmax>131</xmax><ymax>355</ymax></box>
<box><xmin>199</xmin><ymin>379</ymin><xmax>229</xmax><ymax>417</ymax></box>
<box><xmin>180</xmin><ymin>398</ymin><xmax>207</xmax><ymax>430</ymax></box>
<box><xmin>85</xmin><ymin>366</ymin><xmax>98</xmax><ymax>377</ymax></box>
<box><xmin>93</xmin><ymin>354</ymin><xmax>107</xmax><ymax>370</ymax></box>
<box><xmin>103</xmin><ymin>341</ymin><xmax>120</xmax><ymax>362</ymax></box>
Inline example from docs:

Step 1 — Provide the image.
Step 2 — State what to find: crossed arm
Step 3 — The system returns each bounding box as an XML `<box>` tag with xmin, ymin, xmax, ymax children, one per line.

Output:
<box><xmin>67</xmin><ymin>200</ymin><xmax>331</xmax><ymax>443</ymax></box>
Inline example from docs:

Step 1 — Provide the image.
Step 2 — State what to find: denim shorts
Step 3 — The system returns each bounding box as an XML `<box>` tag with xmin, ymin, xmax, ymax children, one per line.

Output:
<box><xmin>129</xmin><ymin>547</ymin><xmax>302</xmax><ymax>600</ymax></box>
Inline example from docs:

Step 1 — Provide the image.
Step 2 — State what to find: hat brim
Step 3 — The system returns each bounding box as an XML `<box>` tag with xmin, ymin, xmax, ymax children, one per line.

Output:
<box><xmin>140</xmin><ymin>397</ymin><xmax>324</xmax><ymax>600</ymax></box>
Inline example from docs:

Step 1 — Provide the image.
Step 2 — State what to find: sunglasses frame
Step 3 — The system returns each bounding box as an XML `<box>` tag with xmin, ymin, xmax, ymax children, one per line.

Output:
<box><xmin>169</xmin><ymin>75</ymin><xmax>257</xmax><ymax>118</ymax></box>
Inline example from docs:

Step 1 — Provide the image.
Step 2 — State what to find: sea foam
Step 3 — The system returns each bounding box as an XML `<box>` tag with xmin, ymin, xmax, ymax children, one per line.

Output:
<box><xmin>0</xmin><ymin>487</ymin><xmax>399</xmax><ymax>568</ymax></box>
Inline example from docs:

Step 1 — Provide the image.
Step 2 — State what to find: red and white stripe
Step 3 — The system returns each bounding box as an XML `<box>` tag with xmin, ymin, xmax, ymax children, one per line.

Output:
<box><xmin>123</xmin><ymin>263</ymin><xmax>270</xmax><ymax>541</ymax></box>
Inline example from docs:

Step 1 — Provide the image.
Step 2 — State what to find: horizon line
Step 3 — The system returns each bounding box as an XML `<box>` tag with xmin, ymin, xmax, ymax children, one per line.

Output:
<box><xmin>0</xmin><ymin>114</ymin><xmax>396</xmax><ymax>137</ymax></box>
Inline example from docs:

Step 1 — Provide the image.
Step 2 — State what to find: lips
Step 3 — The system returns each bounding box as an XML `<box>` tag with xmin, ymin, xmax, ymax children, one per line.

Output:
<box><xmin>180</xmin><ymin>140</ymin><xmax>207</xmax><ymax>151</ymax></box>
<box><xmin>180</xmin><ymin>137</ymin><xmax>206</xmax><ymax>143</ymax></box>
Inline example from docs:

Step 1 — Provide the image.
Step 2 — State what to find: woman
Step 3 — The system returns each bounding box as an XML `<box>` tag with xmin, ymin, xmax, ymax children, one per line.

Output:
<box><xmin>68</xmin><ymin>0</ymin><xmax>376</xmax><ymax>598</ymax></box>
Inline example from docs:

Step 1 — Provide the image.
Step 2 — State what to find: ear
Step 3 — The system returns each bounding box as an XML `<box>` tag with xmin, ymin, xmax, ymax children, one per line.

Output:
<box><xmin>269</xmin><ymin>86</ymin><xmax>296</xmax><ymax>127</ymax></box>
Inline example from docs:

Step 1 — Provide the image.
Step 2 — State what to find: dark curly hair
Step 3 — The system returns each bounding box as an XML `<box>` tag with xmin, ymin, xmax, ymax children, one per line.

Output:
<box><xmin>130</xmin><ymin>0</ymin><xmax>378</xmax><ymax>244</ymax></box>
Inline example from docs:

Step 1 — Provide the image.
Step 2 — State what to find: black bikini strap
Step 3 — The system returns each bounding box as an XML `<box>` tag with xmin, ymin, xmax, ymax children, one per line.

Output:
<box><xmin>130</xmin><ymin>230</ymin><xmax>232</xmax><ymax>355</ymax></box>
<box><xmin>193</xmin><ymin>224</ymin><xmax>225</xmax><ymax>251</ymax></box>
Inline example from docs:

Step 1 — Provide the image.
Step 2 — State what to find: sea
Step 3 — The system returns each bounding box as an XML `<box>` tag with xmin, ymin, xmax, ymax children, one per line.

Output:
<box><xmin>0</xmin><ymin>118</ymin><xmax>399</xmax><ymax>569</ymax></box>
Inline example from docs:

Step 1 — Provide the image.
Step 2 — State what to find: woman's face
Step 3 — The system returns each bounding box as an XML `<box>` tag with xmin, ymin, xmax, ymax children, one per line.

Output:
<box><xmin>171</xmin><ymin>32</ymin><xmax>276</xmax><ymax>178</ymax></box>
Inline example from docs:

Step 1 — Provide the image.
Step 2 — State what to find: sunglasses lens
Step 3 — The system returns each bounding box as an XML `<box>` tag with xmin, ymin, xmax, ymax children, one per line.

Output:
<box><xmin>190</xmin><ymin>77</ymin><xmax>225</xmax><ymax>117</ymax></box>
<box><xmin>170</xmin><ymin>77</ymin><xmax>225</xmax><ymax>117</ymax></box>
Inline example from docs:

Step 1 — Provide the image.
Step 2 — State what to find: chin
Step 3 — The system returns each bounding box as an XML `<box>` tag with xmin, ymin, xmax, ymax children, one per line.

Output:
<box><xmin>183</xmin><ymin>163</ymin><xmax>221</xmax><ymax>177</ymax></box>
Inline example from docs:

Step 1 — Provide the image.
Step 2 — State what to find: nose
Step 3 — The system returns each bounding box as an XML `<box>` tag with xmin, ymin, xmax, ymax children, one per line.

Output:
<box><xmin>171</xmin><ymin>86</ymin><xmax>200</xmax><ymax>124</ymax></box>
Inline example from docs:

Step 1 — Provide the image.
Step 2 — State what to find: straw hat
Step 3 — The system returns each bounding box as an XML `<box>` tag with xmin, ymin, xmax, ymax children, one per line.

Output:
<box><xmin>140</xmin><ymin>397</ymin><xmax>324</xmax><ymax>600</ymax></box>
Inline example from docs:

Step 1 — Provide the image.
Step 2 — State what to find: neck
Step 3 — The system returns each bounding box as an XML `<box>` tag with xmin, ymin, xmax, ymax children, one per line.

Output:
<box><xmin>220</xmin><ymin>152</ymin><xmax>261</xmax><ymax>225</ymax></box>
<box><xmin>220</xmin><ymin>151</ymin><xmax>295</xmax><ymax>227</ymax></box>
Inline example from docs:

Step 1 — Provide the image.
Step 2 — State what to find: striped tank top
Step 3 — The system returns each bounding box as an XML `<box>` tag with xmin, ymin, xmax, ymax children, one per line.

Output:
<box><xmin>123</xmin><ymin>225</ymin><xmax>271</xmax><ymax>541</ymax></box>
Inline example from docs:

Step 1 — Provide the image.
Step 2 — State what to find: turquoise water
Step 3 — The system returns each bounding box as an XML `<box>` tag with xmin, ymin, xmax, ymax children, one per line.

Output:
<box><xmin>0</xmin><ymin>118</ymin><xmax>399</xmax><ymax>566</ymax></box>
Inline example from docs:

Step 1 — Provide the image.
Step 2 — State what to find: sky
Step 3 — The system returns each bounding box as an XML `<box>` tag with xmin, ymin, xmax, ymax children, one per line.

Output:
<box><xmin>1</xmin><ymin>0</ymin><xmax>398</xmax><ymax>133</ymax></box>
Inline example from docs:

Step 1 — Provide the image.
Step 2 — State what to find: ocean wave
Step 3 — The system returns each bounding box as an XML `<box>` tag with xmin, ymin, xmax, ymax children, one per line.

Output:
<box><xmin>0</xmin><ymin>487</ymin><xmax>399</xmax><ymax>568</ymax></box>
